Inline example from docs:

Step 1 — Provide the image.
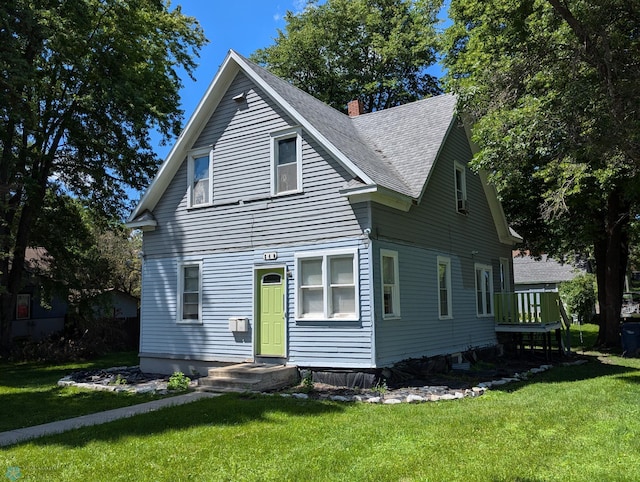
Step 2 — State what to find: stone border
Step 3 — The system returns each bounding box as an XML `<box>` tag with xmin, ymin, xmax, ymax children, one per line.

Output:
<box><xmin>267</xmin><ymin>360</ymin><xmax>588</xmax><ymax>404</ymax></box>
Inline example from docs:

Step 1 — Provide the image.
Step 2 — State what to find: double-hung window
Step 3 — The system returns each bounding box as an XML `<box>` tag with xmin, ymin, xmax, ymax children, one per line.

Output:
<box><xmin>271</xmin><ymin>128</ymin><xmax>302</xmax><ymax>195</ymax></box>
<box><xmin>177</xmin><ymin>261</ymin><xmax>202</xmax><ymax>323</ymax></box>
<box><xmin>499</xmin><ymin>258</ymin><xmax>511</xmax><ymax>292</ymax></box>
<box><xmin>188</xmin><ymin>148</ymin><xmax>213</xmax><ymax>208</ymax></box>
<box><xmin>437</xmin><ymin>257</ymin><xmax>452</xmax><ymax>319</ymax></box>
<box><xmin>475</xmin><ymin>263</ymin><xmax>494</xmax><ymax>316</ymax></box>
<box><xmin>296</xmin><ymin>249</ymin><xmax>358</xmax><ymax>320</ymax></box>
<box><xmin>454</xmin><ymin>162</ymin><xmax>468</xmax><ymax>214</ymax></box>
<box><xmin>381</xmin><ymin>250</ymin><xmax>400</xmax><ymax>319</ymax></box>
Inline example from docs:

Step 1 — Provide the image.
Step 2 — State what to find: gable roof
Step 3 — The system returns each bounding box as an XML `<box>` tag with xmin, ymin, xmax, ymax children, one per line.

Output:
<box><xmin>513</xmin><ymin>254</ymin><xmax>582</xmax><ymax>285</ymax></box>
<box><xmin>128</xmin><ymin>50</ymin><xmax>518</xmax><ymax>243</ymax></box>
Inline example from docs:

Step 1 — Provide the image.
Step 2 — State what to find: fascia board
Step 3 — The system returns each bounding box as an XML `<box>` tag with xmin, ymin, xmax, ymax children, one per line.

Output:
<box><xmin>231</xmin><ymin>51</ymin><xmax>376</xmax><ymax>186</ymax></box>
<box><xmin>128</xmin><ymin>53</ymin><xmax>240</xmax><ymax>221</ymax></box>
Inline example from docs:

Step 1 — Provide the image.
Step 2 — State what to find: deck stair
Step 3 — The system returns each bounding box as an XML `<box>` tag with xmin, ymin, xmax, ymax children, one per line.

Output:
<box><xmin>197</xmin><ymin>363</ymin><xmax>299</xmax><ymax>393</ymax></box>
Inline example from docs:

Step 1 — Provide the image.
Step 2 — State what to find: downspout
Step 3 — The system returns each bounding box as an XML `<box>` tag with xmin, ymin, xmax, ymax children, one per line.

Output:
<box><xmin>366</xmin><ymin>202</ymin><xmax>377</xmax><ymax>368</ymax></box>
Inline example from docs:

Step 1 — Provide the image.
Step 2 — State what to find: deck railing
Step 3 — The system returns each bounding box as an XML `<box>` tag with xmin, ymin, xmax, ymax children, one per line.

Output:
<box><xmin>494</xmin><ymin>292</ymin><xmax>561</xmax><ymax>325</ymax></box>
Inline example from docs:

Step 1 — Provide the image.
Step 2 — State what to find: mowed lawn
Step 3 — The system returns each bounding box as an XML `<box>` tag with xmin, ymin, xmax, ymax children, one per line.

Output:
<box><xmin>2</xmin><ymin>326</ymin><xmax>640</xmax><ymax>481</ymax></box>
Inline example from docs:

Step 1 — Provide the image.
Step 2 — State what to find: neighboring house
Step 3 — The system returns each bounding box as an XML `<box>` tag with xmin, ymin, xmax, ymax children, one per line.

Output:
<box><xmin>127</xmin><ymin>50</ymin><xmax>520</xmax><ymax>375</ymax></box>
<box><xmin>512</xmin><ymin>252</ymin><xmax>583</xmax><ymax>293</ymax></box>
<box><xmin>11</xmin><ymin>248</ymin><xmax>67</xmax><ymax>340</ymax></box>
<box><xmin>12</xmin><ymin>249</ymin><xmax>140</xmax><ymax>341</ymax></box>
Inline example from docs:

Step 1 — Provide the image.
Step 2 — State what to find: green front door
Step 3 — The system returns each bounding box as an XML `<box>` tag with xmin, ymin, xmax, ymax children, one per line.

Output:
<box><xmin>257</xmin><ymin>268</ymin><xmax>285</xmax><ymax>357</ymax></box>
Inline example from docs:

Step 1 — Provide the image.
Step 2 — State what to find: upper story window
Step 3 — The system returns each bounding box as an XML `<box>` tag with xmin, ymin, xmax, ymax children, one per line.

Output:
<box><xmin>475</xmin><ymin>263</ymin><xmax>494</xmax><ymax>316</ymax></box>
<box><xmin>381</xmin><ymin>249</ymin><xmax>400</xmax><ymax>319</ymax></box>
<box><xmin>177</xmin><ymin>261</ymin><xmax>203</xmax><ymax>324</ymax></box>
<box><xmin>454</xmin><ymin>162</ymin><xmax>468</xmax><ymax>214</ymax></box>
<box><xmin>437</xmin><ymin>256</ymin><xmax>452</xmax><ymax>319</ymax></box>
<box><xmin>271</xmin><ymin>128</ymin><xmax>302</xmax><ymax>195</ymax></box>
<box><xmin>295</xmin><ymin>249</ymin><xmax>359</xmax><ymax>321</ymax></box>
<box><xmin>187</xmin><ymin>148</ymin><xmax>213</xmax><ymax>208</ymax></box>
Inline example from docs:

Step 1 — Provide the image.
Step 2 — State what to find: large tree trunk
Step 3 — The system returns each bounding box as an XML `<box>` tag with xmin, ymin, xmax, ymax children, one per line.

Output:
<box><xmin>594</xmin><ymin>189</ymin><xmax>630</xmax><ymax>348</ymax></box>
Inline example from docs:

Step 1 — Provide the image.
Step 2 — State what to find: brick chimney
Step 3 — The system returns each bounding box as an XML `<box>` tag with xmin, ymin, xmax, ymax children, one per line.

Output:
<box><xmin>348</xmin><ymin>99</ymin><xmax>364</xmax><ymax>117</ymax></box>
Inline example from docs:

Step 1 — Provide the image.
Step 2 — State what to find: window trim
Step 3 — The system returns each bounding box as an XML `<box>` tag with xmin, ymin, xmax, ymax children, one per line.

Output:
<box><xmin>177</xmin><ymin>260</ymin><xmax>203</xmax><ymax>324</ymax></box>
<box><xmin>16</xmin><ymin>294</ymin><xmax>30</xmax><ymax>320</ymax></box>
<box><xmin>187</xmin><ymin>147</ymin><xmax>213</xmax><ymax>208</ymax></box>
<box><xmin>271</xmin><ymin>128</ymin><xmax>303</xmax><ymax>196</ymax></box>
<box><xmin>475</xmin><ymin>263</ymin><xmax>494</xmax><ymax>317</ymax></box>
<box><xmin>454</xmin><ymin>162</ymin><xmax>468</xmax><ymax>214</ymax></box>
<box><xmin>437</xmin><ymin>256</ymin><xmax>453</xmax><ymax>320</ymax></box>
<box><xmin>380</xmin><ymin>249</ymin><xmax>401</xmax><ymax>320</ymax></box>
<box><xmin>294</xmin><ymin>248</ymin><xmax>359</xmax><ymax>321</ymax></box>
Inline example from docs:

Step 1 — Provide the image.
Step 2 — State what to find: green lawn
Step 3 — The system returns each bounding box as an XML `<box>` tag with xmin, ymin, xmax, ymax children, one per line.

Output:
<box><xmin>2</xmin><ymin>328</ymin><xmax>640</xmax><ymax>481</ymax></box>
<box><xmin>0</xmin><ymin>351</ymin><xmax>166</xmax><ymax>432</ymax></box>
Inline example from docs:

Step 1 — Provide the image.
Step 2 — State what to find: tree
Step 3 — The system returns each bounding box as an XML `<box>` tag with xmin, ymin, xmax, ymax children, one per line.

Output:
<box><xmin>443</xmin><ymin>0</ymin><xmax>640</xmax><ymax>346</ymax></box>
<box><xmin>251</xmin><ymin>0</ymin><xmax>443</xmax><ymax>113</ymax></box>
<box><xmin>0</xmin><ymin>0</ymin><xmax>206</xmax><ymax>350</ymax></box>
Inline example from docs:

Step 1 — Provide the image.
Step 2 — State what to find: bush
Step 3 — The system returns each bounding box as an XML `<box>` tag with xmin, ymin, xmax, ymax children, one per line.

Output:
<box><xmin>559</xmin><ymin>274</ymin><xmax>597</xmax><ymax>323</ymax></box>
<box><xmin>167</xmin><ymin>371</ymin><xmax>191</xmax><ymax>391</ymax></box>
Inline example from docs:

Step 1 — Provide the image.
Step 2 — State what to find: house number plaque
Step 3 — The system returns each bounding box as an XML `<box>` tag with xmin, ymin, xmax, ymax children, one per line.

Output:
<box><xmin>263</xmin><ymin>252</ymin><xmax>278</xmax><ymax>261</ymax></box>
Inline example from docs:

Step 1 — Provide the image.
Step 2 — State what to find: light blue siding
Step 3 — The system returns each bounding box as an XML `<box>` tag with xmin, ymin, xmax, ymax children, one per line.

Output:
<box><xmin>370</xmin><ymin>124</ymin><xmax>512</xmax><ymax>366</ymax></box>
<box><xmin>139</xmin><ymin>72</ymin><xmax>373</xmax><ymax>370</ymax></box>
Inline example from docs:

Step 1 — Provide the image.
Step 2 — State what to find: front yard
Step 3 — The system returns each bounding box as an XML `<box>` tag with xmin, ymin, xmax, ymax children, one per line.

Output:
<box><xmin>1</xmin><ymin>326</ymin><xmax>639</xmax><ymax>481</ymax></box>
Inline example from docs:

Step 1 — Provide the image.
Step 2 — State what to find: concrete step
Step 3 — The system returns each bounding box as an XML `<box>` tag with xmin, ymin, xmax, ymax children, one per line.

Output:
<box><xmin>197</xmin><ymin>363</ymin><xmax>299</xmax><ymax>393</ymax></box>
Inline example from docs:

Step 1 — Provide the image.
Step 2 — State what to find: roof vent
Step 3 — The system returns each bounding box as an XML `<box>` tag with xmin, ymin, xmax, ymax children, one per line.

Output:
<box><xmin>348</xmin><ymin>99</ymin><xmax>364</xmax><ymax>117</ymax></box>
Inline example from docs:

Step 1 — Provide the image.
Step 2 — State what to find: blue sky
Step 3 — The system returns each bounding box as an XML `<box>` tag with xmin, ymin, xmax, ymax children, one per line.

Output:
<box><xmin>151</xmin><ymin>1</ymin><xmax>307</xmax><ymax>159</ymax></box>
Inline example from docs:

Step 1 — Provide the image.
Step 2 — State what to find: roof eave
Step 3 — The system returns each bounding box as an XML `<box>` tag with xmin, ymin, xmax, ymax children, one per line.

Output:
<box><xmin>340</xmin><ymin>184</ymin><xmax>414</xmax><ymax>212</ymax></box>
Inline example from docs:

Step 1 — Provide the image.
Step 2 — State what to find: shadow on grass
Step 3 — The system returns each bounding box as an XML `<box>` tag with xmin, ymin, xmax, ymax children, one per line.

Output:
<box><xmin>26</xmin><ymin>392</ymin><xmax>345</xmax><ymax>448</ymax></box>
<box><xmin>0</xmin><ymin>351</ymin><xmax>140</xmax><ymax>389</ymax></box>
<box><xmin>490</xmin><ymin>353</ymin><xmax>638</xmax><ymax>393</ymax></box>
<box><xmin>0</xmin><ymin>386</ymin><xmax>163</xmax><ymax>432</ymax></box>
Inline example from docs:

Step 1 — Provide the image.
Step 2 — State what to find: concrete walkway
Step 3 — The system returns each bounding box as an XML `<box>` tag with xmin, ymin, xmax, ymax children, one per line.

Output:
<box><xmin>0</xmin><ymin>391</ymin><xmax>219</xmax><ymax>447</ymax></box>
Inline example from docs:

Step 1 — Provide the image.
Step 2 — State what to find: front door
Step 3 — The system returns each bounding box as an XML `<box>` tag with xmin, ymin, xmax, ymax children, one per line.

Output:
<box><xmin>256</xmin><ymin>268</ymin><xmax>285</xmax><ymax>357</ymax></box>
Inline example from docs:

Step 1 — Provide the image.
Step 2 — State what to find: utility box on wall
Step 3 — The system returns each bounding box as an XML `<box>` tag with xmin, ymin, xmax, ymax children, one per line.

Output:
<box><xmin>228</xmin><ymin>317</ymin><xmax>249</xmax><ymax>332</ymax></box>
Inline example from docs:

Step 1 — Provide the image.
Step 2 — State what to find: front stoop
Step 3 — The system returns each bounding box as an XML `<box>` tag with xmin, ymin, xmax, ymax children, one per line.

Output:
<box><xmin>197</xmin><ymin>363</ymin><xmax>299</xmax><ymax>393</ymax></box>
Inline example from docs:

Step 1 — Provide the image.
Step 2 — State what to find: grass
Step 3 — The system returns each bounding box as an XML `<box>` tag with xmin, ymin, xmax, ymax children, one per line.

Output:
<box><xmin>2</xmin><ymin>327</ymin><xmax>640</xmax><ymax>480</ymax></box>
<box><xmin>0</xmin><ymin>351</ymin><xmax>166</xmax><ymax>432</ymax></box>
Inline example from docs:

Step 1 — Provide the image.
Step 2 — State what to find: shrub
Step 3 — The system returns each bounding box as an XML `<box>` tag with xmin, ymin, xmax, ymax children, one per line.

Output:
<box><xmin>167</xmin><ymin>371</ymin><xmax>191</xmax><ymax>391</ymax></box>
<box><xmin>559</xmin><ymin>273</ymin><xmax>597</xmax><ymax>323</ymax></box>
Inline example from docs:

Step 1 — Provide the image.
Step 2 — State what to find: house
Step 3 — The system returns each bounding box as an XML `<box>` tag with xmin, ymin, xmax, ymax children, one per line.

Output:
<box><xmin>127</xmin><ymin>50</ymin><xmax>521</xmax><ymax>375</ymax></box>
<box><xmin>512</xmin><ymin>252</ymin><xmax>583</xmax><ymax>293</ymax></box>
<box><xmin>11</xmin><ymin>248</ymin><xmax>68</xmax><ymax>340</ymax></box>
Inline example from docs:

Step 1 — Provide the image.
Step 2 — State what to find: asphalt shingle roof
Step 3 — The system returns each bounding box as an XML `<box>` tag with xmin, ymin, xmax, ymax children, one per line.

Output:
<box><xmin>239</xmin><ymin>53</ymin><xmax>456</xmax><ymax>199</ymax></box>
<box><xmin>513</xmin><ymin>255</ymin><xmax>581</xmax><ymax>285</ymax></box>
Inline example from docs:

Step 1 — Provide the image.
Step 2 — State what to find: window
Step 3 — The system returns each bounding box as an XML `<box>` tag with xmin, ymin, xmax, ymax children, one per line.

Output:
<box><xmin>177</xmin><ymin>262</ymin><xmax>202</xmax><ymax>323</ymax></box>
<box><xmin>499</xmin><ymin>258</ymin><xmax>511</xmax><ymax>292</ymax></box>
<box><xmin>381</xmin><ymin>250</ymin><xmax>400</xmax><ymax>319</ymax></box>
<box><xmin>475</xmin><ymin>264</ymin><xmax>494</xmax><ymax>316</ymax></box>
<box><xmin>271</xmin><ymin>128</ymin><xmax>302</xmax><ymax>195</ymax></box>
<box><xmin>296</xmin><ymin>249</ymin><xmax>358</xmax><ymax>320</ymax></box>
<box><xmin>454</xmin><ymin>162</ymin><xmax>468</xmax><ymax>214</ymax></box>
<box><xmin>16</xmin><ymin>294</ymin><xmax>30</xmax><ymax>320</ymax></box>
<box><xmin>188</xmin><ymin>148</ymin><xmax>212</xmax><ymax>207</ymax></box>
<box><xmin>437</xmin><ymin>257</ymin><xmax>452</xmax><ymax>319</ymax></box>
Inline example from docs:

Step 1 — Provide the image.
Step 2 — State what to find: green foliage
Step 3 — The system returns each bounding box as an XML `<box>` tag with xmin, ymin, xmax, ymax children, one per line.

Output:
<box><xmin>251</xmin><ymin>0</ymin><xmax>443</xmax><ymax>113</ymax></box>
<box><xmin>167</xmin><ymin>371</ymin><xmax>191</xmax><ymax>392</ymax></box>
<box><xmin>302</xmin><ymin>372</ymin><xmax>314</xmax><ymax>392</ymax></box>
<box><xmin>560</xmin><ymin>273</ymin><xmax>597</xmax><ymax>323</ymax></box>
<box><xmin>442</xmin><ymin>0</ymin><xmax>640</xmax><ymax>345</ymax></box>
<box><xmin>0</xmin><ymin>0</ymin><xmax>206</xmax><ymax>346</ymax></box>
<box><xmin>371</xmin><ymin>378</ymin><xmax>388</xmax><ymax>397</ymax></box>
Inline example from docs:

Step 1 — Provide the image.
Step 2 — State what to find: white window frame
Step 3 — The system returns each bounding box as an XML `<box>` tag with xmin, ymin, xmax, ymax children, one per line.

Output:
<box><xmin>271</xmin><ymin>128</ymin><xmax>303</xmax><ymax>196</ymax></box>
<box><xmin>380</xmin><ymin>249</ymin><xmax>401</xmax><ymax>319</ymax></box>
<box><xmin>499</xmin><ymin>257</ymin><xmax>511</xmax><ymax>292</ymax></box>
<box><xmin>475</xmin><ymin>263</ymin><xmax>494</xmax><ymax>317</ymax></box>
<box><xmin>437</xmin><ymin>256</ymin><xmax>452</xmax><ymax>319</ymax></box>
<box><xmin>454</xmin><ymin>162</ymin><xmax>468</xmax><ymax>214</ymax></box>
<box><xmin>187</xmin><ymin>147</ymin><xmax>213</xmax><ymax>208</ymax></box>
<box><xmin>177</xmin><ymin>260</ymin><xmax>203</xmax><ymax>324</ymax></box>
<box><xmin>295</xmin><ymin>248</ymin><xmax>359</xmax><ymax>321</ymax></box>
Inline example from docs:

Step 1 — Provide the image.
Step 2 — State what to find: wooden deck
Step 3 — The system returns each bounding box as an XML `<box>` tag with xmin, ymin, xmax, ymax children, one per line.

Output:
<box><xmin>494</xmin><ymin>292</ymin><xmax>566</xmax><ymax>357</ymax></box>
